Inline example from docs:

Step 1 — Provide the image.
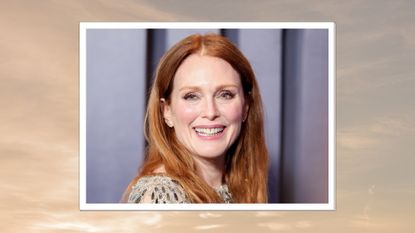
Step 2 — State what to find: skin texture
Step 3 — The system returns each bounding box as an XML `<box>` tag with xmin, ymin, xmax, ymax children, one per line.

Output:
<box><xmin>162</xmin><ymin>54</ymin><xmax>247</xmax><ymax>188</ymax></box>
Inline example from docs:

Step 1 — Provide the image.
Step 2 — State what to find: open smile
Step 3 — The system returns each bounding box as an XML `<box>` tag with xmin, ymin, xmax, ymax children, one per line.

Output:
<box><xmin>193</xmin><ymin>126</ymin><xmax>226</xmax><ymax>137</ymax></box>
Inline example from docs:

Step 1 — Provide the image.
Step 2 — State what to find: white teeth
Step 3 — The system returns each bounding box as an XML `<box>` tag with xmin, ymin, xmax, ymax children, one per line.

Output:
<box><xmin>194</xmin><ymin>127</ymin><xmax>224</xmax><ymax>136</ymax></box>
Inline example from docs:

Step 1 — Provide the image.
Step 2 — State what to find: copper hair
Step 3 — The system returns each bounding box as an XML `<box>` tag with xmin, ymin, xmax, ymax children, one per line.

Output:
<box><xmin>123</xmin><ymin>33</ymin><xmax>268</xmax><ymax>203</ymax></box>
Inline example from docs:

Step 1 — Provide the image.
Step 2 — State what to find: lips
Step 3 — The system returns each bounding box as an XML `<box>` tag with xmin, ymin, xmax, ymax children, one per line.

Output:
<box><xmin>193</xmin><ymin>126</ymin><xmax>225</xmax><ymax>137</ymax></box>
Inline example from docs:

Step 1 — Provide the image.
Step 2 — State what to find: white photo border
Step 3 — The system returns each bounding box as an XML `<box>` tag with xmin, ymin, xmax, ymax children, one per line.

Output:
<box><xmin>80</xmin><ymin>22</ymin><xmax>336</xmax><ymax>211</ymax></box>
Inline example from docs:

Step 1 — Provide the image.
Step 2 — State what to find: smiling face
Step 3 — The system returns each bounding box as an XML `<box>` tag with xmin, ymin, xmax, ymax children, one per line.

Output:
<box><xmin>162</xmin><ymin>53</ymin><xmax>247</xmax><ymax>161</ymax></box>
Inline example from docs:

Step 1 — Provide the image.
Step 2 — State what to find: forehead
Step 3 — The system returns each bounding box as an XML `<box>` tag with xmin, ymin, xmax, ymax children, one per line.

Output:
<box><xmin>173</xmin><ymin>54</ymin><xmax>241</xmax><ymax>89</ymax></box>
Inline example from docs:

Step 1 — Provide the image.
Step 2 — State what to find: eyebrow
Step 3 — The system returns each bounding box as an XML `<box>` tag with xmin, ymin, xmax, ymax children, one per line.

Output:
<box><xmin>178</xmin><ymin>84</ymin><xmax>239</xmax><ymax>92</ymax></box>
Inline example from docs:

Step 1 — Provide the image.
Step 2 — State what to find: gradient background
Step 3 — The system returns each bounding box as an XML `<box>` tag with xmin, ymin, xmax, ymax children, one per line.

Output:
<box><xmin>1</xmin><ymin>0</ymin><xmax>414</xmax><ymax>232</ymax></box>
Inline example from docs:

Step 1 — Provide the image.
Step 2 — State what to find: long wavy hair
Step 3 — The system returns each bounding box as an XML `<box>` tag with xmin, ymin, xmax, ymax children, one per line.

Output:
<box><xmin>123</xmin><ymin>33</ymin><xmax>268</xmax><ymax>203</ymax></box>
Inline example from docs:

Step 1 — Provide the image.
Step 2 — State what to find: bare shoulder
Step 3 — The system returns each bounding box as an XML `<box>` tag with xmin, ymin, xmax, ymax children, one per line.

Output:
<box><xmin>127</xmin><ymin>175</ymin><xmax>190</xmax><ymax>204</ymax></box>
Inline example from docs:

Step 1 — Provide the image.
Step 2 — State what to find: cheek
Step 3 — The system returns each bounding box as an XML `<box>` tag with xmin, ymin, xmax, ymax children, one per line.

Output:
<box><xmin>172</xmin><ymin>102</ymin><xmax>200</xmax><ymax>124</ymax></box>
<box><xmin>221</xmin><ymin>102</ymin><xmax>244</xmax><ymax>122</ymax></box>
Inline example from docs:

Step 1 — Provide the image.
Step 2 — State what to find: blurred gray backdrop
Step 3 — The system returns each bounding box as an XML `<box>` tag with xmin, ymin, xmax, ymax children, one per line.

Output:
<box><xmin>86</xmin><ymin>28</ymin><xmax>328</xmax><ymax>203</ymax></box>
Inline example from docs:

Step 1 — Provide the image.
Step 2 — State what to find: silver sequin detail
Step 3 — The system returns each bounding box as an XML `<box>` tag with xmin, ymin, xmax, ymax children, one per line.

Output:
<box><xmin>127</xmin><ymin>175</ymin><xmax>232</xmax><ymax>204</ymax></box>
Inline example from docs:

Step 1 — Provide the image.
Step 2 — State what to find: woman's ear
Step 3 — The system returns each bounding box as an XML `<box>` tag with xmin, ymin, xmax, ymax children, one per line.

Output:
<box><xmin>243</xmin><ymin>102</ymin><xmax>249</xmax><ymax>122</ymax></box>
<box><xmin>160</xmin><ymin>98</ymin><xmax>173</xmax><ymax>128</ymax></box>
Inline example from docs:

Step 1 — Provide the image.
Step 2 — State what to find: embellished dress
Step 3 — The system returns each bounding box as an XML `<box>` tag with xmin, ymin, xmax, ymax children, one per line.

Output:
<box><xmin>127</xmin><ymin>175</ymin><xmax>232</xmax><ymax>203</ymax></box>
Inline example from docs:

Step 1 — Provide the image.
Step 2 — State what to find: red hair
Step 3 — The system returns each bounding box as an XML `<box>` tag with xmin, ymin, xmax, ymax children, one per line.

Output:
<box><xmin>123</xmin><ymin>33</ymin><xmax>268</xmax><ymax>203</ymax></box>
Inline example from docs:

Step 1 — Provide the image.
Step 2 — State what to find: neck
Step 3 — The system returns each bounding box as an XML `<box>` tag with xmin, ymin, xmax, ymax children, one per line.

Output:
<box><xmin>193</xmin><ymin>155</ymin><xmax>225</xmax><ymax>189</ymax></box>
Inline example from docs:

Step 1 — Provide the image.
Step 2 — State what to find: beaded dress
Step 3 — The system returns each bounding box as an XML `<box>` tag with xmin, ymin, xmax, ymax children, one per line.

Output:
<box><xmin>127</xmin><ymin>175</ymin><xmax>232</xmax><ymax>203</ymax></box>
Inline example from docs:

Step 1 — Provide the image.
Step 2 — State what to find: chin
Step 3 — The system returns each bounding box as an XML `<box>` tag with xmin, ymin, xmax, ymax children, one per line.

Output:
<box><xmin>194</xmin><ymin>150</ymin><xmax>226</xmax><ymax>160</ymax></box>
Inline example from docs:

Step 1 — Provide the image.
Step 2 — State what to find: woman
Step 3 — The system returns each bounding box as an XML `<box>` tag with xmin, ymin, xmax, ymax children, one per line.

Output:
<box><xmin>123</xmin><ymin>33</ymin><xmax>268</xmax><ymax>203</ymax></box>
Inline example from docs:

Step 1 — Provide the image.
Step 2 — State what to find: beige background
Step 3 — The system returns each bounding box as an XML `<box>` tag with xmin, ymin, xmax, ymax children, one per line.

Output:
<box><xmin>1</xmin><ymin>0</ymin><xmax>414</xmax><ymax>232</ymax></box>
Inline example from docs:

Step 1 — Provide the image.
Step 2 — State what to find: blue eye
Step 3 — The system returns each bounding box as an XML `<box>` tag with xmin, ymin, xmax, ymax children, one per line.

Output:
<box><xmin>218</xmin><ymin>90</ymin><xmax>235</xmax><ymax>99</ymax></box>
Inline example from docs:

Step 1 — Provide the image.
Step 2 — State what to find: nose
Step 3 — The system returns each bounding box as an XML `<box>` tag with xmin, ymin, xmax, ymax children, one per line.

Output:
<box><xmin>202</xmin><ymin>97</ymin><xmax>220</xmax><ymax>120</ymax></box>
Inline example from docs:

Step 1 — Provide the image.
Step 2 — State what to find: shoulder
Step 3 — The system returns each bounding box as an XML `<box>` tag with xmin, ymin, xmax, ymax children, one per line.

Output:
<box><xmin>127</xmin><ymin>175</ymin><xmax>189</xmax><ymax>204</ymax></box>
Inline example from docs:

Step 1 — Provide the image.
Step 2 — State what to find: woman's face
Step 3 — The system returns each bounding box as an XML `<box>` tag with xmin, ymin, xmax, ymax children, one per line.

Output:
<box><xmin>163</xmin><ymin>53</ymin><xmax>247</xmax><ymax>161</ymax></box>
